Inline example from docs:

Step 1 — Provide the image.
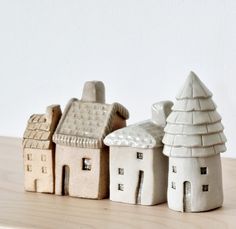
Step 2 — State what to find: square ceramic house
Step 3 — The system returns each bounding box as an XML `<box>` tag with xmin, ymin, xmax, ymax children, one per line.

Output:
<box><xmin>23</xmin><ymin>105</ymin><xmax>62</xmax><ymax>193</ymax></box>
<box><xmin>104</xmin><ymin>101</ymin><xmax>173</xmax><ymax>205</ymax></box>
<box><xmin>53</xmin><ymin>81</ymin><xmax>129</xmax><ymax>199</ymax></box>
<box><xmin>163</xmin><ymin>72</ymin><xmax>227</xmax><ymax>212</ymax></box>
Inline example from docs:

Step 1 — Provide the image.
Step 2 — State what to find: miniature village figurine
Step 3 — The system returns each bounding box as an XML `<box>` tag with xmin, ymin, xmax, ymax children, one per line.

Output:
<box><xmin>23</xmin><ymin>105</ymin><xmax>62</xmax><ymax>193</ymax></box>
<box><xmin>104</xmin><ymin>101</ymin><xmax>173</xmax><ymax>205</ymax></box>
<box><xmin>52</xmin><ymin>81</ymin><xmax>129</xmax><ymax>199</ymax></box>
<box><xmin>162</xmin><ymin>71</ymin><xmax>227</xmax><ymax>212</ymax></box>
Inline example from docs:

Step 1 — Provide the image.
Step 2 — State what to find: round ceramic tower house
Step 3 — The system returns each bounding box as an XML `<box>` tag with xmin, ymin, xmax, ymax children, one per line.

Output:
<box><xmin>163</xmin><ymin>72</ymin><xmax>227</xmax><ymax>212</ymax></box>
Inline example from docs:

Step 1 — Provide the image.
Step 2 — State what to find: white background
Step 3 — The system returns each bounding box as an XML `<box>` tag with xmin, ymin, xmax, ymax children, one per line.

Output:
<box><xmin>0</xmin><ymin>0</ymin><xmax>235</xmax><ymax>158</ymax></box>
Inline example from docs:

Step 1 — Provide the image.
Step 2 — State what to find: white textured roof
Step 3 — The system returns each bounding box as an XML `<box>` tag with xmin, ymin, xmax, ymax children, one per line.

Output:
<box><xmin>104</xmin><ymin>120</ymin><xmax>164</xmax><ymax>149</ymax></box>
<box><xmin>163</xmin><ymin>144</ymin><xmax>226</xmax><ymax>157</ymax></box>
<box><xmin>163</xmin><ymin>132</ymin><xmax>226</xmax><ymax>148</ymax></box>
<box><xmin>163</xmin><ymin>72</ymin><xmax>226</xmax><ymax>158</ymax></box>
<box><xmin>164</xmin><ymin>121</ymin><xmax>224</xmax><ymax>135</ymax></box>
<box><xmin>172</xmin><ymin>98</ymin><xmax>216</xmax><ymax>111</ymax></box>
<box><xmin>166</xmin><ymin>110</ymin><xmax>221</xmax><ymax>125</ymax></box>
<box><xmin>176</xmin><ymin>72</ymin><xmax>212</xmax><ymax>99</ymax></box>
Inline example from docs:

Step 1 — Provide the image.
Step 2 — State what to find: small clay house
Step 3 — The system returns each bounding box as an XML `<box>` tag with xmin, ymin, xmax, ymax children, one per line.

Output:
<box><xmin>162</xmin><ymin>72</ymin><xmax>227</xmax><ymax>212</ymax></box>
<box><xmin>104</xmin><ymin>101</ymin><xmax>173</xmax><ymax>205</ymax></box>
<box><xmin>23</xmin><ymin>105</ymin><xmax>62</xmax><ymax>193</ymax></box>
<box><xmin>53</xmin><ymin>81</ymin><xmax>129</xmax><ymax>199</ymax></box>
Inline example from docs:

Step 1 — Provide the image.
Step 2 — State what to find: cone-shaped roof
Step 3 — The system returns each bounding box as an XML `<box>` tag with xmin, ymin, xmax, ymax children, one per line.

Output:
<box><xmin>163</xmin><ymin>72</ymin><xmax>226</xmax><ymax>158</ymax></box>
<box><xmin>176</xmin><ymin>71</ymin><xmax>212</xmax><ymax>99</ymax></box>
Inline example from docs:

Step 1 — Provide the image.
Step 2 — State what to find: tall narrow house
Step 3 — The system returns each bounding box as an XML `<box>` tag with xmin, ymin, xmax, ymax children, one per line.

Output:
<box><xmin>163</xmin><ymin>72</ymin><xmax>227</xmax><ymax>212</ymax></box>
<box><xmin>53</xmin><ymin>81</ymin><xmax>129</xmax><ymax>199</ymax></box>
<box><xmin>23</xmin><ymin>105</ymin><xmax>62</xmax><ymax>193</ymax></box>
<box><xmin>104</xmin><ymin>101</ymin><xmax>173</xmax><ymax>205</ymax></box>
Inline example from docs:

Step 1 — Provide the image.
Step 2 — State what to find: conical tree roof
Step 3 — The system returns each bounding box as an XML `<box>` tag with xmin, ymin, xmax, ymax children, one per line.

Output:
<box><xmin>163</xmin><ymin>72</ymin><xmax>227</xmax><ymax>158</ymax></box>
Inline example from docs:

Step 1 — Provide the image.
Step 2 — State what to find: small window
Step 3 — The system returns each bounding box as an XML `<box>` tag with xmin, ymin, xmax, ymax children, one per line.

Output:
<box><xmin>41</xmin><ymin>154</ymin><xmax>47</xmax><ymax>162</ymax></box>
<box><xmin>27</xmin><ymin>154</ymin><xmax>32</xmax><ymax>161</ymax></box>
<box><xmin>27</xmin><ymin>165</ymin><xmax>32</xmax><ymax>172</ymax></box>
<box><xmin>137</xmin><ymin>152</ymin><xmax>143</xmax><ymax>160</ymax></box>
<box><xmin>200</xmin><ymin>167</ymin><xmax>207</xmax><ymax>175</ymax></box>
<box><xmin>202</xmin><ymin>185</ymin><xmax>209</xmax><ymax>192</ymax></box>
<box><xmin>82</xmin><ymin>158</ymin><xmax>91</xmax><ymax>170</ymax></box>
<box><xmin>42</xmin><ymin>166</ymin><xmax>47</xmax><ymax>174</ymax></box>
<box><xmin>172</xmin><ymin>166</ymin><xmax>177</xmax><ymax>173</ymax></box>
<box><xmin>118</xmin><ymin>168</ymin><xmax>124</xmax><ymax>175</ymax></box>
<box><xmin>118</xmin><ymin>184</ymin><xmax>124</xmax><ymax>191</ymax></box>
<box><xmin>171</xmin><ymin>182</ymin><xmax>176</xmax><ymax>190</ymax></box>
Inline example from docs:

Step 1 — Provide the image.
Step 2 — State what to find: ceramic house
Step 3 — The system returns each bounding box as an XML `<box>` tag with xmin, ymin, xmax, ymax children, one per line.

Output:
<box><xmin>53</xmin><ymin>81</ymin><xmax>129</xmax><ymax>199</ymax></box>
<box><xmin>23</xmin><ymin>105</ymin><xmax>62</xmax><ymax>193</ymax></box>
<box><xmin>162</xmin><ymin>72</ymin><xmax>227</xmax><ymax>212</ymax></box>
<box><xmin>104</xmin><ymin>101</ymin><xmax>173</xmax><ymax>205</ymax></box>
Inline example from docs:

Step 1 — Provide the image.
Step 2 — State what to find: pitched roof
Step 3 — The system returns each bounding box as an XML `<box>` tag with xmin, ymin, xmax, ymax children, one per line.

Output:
<box><xmin>163</xmin><ymin>72</ymin><xmax>226</xmax><ymax>158</ymax></box>
<box><xmin>176</xmin><ymin>71</ymin><xmax>212</xmax><ymax>99</ymax></box>
<box><xmin>104</xmin><ymin>120</ymin><xmax>164</xmax><ymax>149</ymax></box>
<box><xmin>23</xmin><ymin>105</ymin><xmax>62</xmax><ymax>150</ymax></box>
<box><xmin>53</xmin><ymin>98</ymin><xmax>129</xmax><ymax>149</ymax></box>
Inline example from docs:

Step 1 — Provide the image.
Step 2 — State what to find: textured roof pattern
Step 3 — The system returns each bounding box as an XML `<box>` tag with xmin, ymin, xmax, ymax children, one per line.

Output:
<box><xmin>176</xmin><ymin>71</ymin><xmax>212</xmax><ymax>99</ymax></box>
<box><xmin>23</xmin><ymin>105</ymin><xmax>62</xmax><ymax>150</ymax></box>
<box><xmin>163</xmin><ymin>72</ymin><xmax>226</xmax><ymax>157</ymax></box>
<box><xmin>104</xmin><ymin>120</ymin><xmax>164</xmax><ymax>149</ymax></box>
<box><xmin>172</xmin><ymin>98</ymin><xmax>216</xmax><ymax>111</ymax></box>
<box><xmin>53</xmin><ymin>99</ymin><xmax>129</xmax><ymax>148</ymax></box>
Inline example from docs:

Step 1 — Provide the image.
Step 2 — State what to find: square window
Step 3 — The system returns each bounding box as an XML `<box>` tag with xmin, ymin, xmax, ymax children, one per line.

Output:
<box><xmin>82</xmin><ymin>158</ymin><xmax>91</xmax><ymax>170</ymax></box>
<box><xmin>202</xmin><ymin>185</ymin><xmax>209</xmax><ymax>192</ymax></box>
<box><xmin>27</xmin><ymin>165</ymin><xmax>32</xmax><ymax>172</ymax></box>
<box><xmin>200</xmin><ymin>167</ymin><xmax>207</xmax><ymax>175</ymax></box>
<box><xmin>118</xmin><ymin>184</ymin><xmax>124</xmax><ymax>191</ymax></box>
<box><xmin>172</xmin><ymin>166</ymin><xmax>177</xmax><ymax>173</ymax></box>
<box><xmin>41</xmin><ymin>154</ymin><xmax>47</xmax><ymax>162</ymax></box>
<box><xmin>27</xmin><ymin>154</ymin><xmax>32</xmax><ymax>161</ymax></box>
<box><xmin>171</xmin><ymin>182</ymin><xmax>176</xmax><ymax>189</ymax></box>
<box><xmin>42</xmin><ymin>166</ymin><xmax>47</xmax><ymax>174</ymax></box>
<box><xmin>118</xmin><ymin>168</ymin><xmax>124</xmax><ymax>175</ymax></box>
<box><xmin>137</xmin><ymin>152</ymin><xmax>143</xmax><ymax>159</ymax></box>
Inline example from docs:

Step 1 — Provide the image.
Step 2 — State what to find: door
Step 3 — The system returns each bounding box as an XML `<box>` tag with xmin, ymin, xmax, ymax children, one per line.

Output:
<box><xmin>136</xmin><ymin>170</ymin><xmax>144</xmax><ymax>204</ymax></box>
<box><xmin>183</xmin><ymin>181</ymin><xmax>191</xmax><ymax>212</ymax></box>
<box><xmin>34</xmin><ymin>179</ymin><xmax>38</xmax><ymax>192</ymax></box>
<box><xmin>62</xmin><ymin>165</ymin><xmax>70</xmax><ymax>196</ymax></box>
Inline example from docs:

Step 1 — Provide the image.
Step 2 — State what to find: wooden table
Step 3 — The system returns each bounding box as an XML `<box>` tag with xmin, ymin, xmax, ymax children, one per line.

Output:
<box><xmin>0</xmin><ymin>136</ymin><xmax>235</xmax><ymax>229</ymax></box>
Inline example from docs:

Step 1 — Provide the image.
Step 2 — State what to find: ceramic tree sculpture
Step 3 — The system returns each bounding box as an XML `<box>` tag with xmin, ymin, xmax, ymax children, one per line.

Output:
<box><xmin>104</xmin><ymin>101</ymin><xmax>173</xmax><ymax>205</ymax></box>
<box><xmin>23</xmin><ymin>105</ymin><xmax>62</xmax><ymax>193</ymax></box>
<box><xmin>162</xmin><ymin>72</ymin><xmax>227</xmax><ymax>212</ymax></box>
<box><xmin>53</xmin><ymin>81</ymin><xmax>129</xmax><ymax>199</ymax></box>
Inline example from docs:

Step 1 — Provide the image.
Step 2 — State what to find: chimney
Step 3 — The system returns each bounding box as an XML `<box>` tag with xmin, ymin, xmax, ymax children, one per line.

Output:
<box><xmin>151</xmin><ymin>101</ymin><xmax>173</xmax><ymax>127</ymax></box>
<box><xmin>46</xmin><ymin>104</ymin><xmax>62</xmax><ymax>120</ymax></box>
<box><xmin>81</xmin><ymin>81</ymin><xmax>105</xmax><ymax>103</ymax></box>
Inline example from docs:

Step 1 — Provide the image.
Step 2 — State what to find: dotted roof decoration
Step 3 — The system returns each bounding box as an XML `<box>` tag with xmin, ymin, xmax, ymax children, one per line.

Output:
<box><xmin>104</xmin><ymin>120</ymin><xmax>164</xmax><ymax>149</ymax></box>
<box><xmin>53</xmin><ymin>98</ymin><xmax>129</xmax><ymax>149</ymax></box>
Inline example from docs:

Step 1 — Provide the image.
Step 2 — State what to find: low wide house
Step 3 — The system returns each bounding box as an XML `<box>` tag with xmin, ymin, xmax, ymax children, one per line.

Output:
<box><xmin>162</xmin><ymin>72</ymin><xmax>227</xmax><ymax>212</ymax></box>
<box><xmin>23</xmin><ymin>105</ymin><xmax>62</xmax><ymax>193</ymax></box>
<box><xmin>104</xmin><ymin>101</ymin><xmax>173</xmax><ymax>205</ymax></box>
<box><xmin>53</xmin><ymin>81</ymin><xmax>129</xmax><ymax>199</ymax></box>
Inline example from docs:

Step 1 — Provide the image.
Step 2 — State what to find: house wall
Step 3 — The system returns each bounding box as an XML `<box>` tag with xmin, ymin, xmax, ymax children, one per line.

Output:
<box><xmin>168</xmin><ymin>154</ymin><xmax>223</xmax><ymax>212</ymax></box>
<box><xmin>109</xmin><ymin>146</ymin><xmax>168</xmax><ymax>205</ymax></box>
<box><xmin>23</xmin><ymin>148</ymin><xmax>54</xmax><ymax>193</ymax></box>
<box><xmin>55</xmin><ymin>145</ymin><xmax>109</xmax><ymax>199</ymax></box>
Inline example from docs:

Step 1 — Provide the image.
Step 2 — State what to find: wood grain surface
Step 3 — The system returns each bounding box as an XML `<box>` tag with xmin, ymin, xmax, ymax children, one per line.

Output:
<box><xmin>0</xmin><ymin>136</ymin><xmax>235</xmax><ymax>229</ymax></box>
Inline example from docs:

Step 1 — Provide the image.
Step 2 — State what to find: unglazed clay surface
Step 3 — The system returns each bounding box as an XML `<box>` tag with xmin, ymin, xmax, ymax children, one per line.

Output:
<box><xmin>23</xmin><ymin>105</ymin><xmax>62</xmax><ymax>193</ymax></box>
<box><xmin>163</xmin><ymin>71</ymin><xmax>227</xmax><ymax>212</ymax></box>
<box><xmin>53</xmin><ymin>81</ymin><xmax>129</xmax><ymax>199</ymax></box>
